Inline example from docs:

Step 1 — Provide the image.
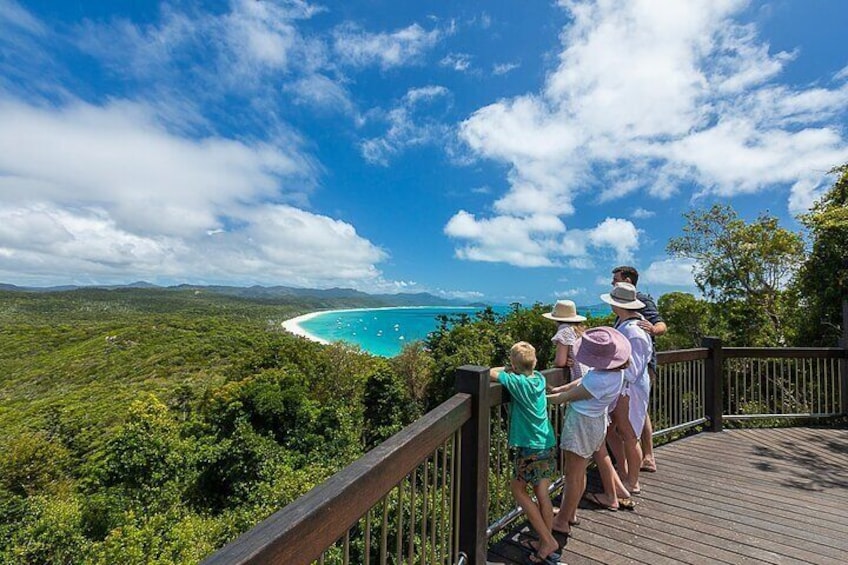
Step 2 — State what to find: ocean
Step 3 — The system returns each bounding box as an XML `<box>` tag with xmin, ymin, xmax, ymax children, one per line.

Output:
<box><xmin>296</xmin><ymin>304</ymin><xmax>611</xmax><ymax>358</ymax></box>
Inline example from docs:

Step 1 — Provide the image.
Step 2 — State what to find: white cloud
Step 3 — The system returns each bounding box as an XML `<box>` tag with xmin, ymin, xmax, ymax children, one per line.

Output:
<box><xmin>444</xmin><ymin>211</ymin><xmax>564</xmax><ymax>267</ymax></box>
<box><xmin>641</xmin><ymin>258</ymin><xmax>697</xmax><ymax>287</ymax></box>
<box><xmin>440</xmin><ymin>52</ymin><xmax>472</xmax><ymax>72</ymax></box>
<box><xmin>404</xmin><ymin>85</ymin><xmax>450</xmax><ymax>105</ymax></box>
<box><xmin>631</xmin><ymin>207</ymin><xmax>655</xmax><ymax>219</ymax></box>
<box><xmin>285</xmin><ymin>74</ymin><xmax>355</xmax><ymax>113</ymax></box>
<box><xmin>0</xmin><ymin>0</ymin><xmax>46</xmax><ymax>36</ymax></box>
<box><xmin>493</xmin><ymin>62</ymin><xmax>520</xmax><ymax>75</ymax></box>
<box><xmin>444</xmin><ymin>212</ymin><xmax>639</xmax><ymax>268</ymax></box>
<box><xmin>333</xmin><ymin>22</ymin><xmax>441</xmax><ymax>69</ymax></box>
<box><xmin>450</xmin><ymin>0</ymin><xmax>848</xmax><ymax>265</ymax></box>
<box><xmin>360</xmin><ymin>86</ymin><xmax>451</xmax><ymax>165</ymax></box>
<box><xmin>587</xmin><ymin>218</ymin><xmax>639</xmax><ymax>262</ymax></box>
<box><xmin>554</xmin><ymin>287</ymin><xmax>585</xmax><ymax>298</ymax></box>
<box><xmin>0</xmin><ymin>96</ymin><xmax>388</xmax><ymax>288</ymax></box>
<box><xmin>437</xmin><ymin>289</ymin><xmax>485</xmax><ymax>301</ymax></box>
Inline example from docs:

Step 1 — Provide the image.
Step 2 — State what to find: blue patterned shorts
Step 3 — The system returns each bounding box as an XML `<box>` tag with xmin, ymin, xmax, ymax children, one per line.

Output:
<box><xmin>512</xmin><ymin>447</ymin><xmax>557</xmax><ymax>485</ymax></box>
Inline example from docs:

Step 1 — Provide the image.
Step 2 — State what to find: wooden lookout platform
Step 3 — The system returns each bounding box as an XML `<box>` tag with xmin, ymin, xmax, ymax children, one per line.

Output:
<box><xmin>489</xmin><ymin>426</ymin><xmax>848</xmax><ymax>565</ymax></box>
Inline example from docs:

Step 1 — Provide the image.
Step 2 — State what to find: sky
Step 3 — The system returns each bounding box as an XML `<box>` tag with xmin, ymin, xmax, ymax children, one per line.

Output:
<box><xmin>1</xmin><ymin>0</ymin><xmax>847</xmax><ymax>306</ymax></box>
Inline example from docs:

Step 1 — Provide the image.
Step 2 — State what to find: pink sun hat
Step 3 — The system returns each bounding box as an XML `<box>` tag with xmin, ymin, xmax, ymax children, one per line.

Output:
<box><xmin>574</xmin><ymin>326</ymin><xmax>632</xmax><ymax>369</ymax></box>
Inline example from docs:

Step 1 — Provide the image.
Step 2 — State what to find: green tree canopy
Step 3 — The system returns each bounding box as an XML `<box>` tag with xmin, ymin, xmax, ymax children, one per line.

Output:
<box><xmin>793</xmin><ymin>165</ymin><xmax>848</xmax><ymax>346</ymax></box>
<box><xmin>667</xmin><ymin>204</ymin><xmax>804</xmax><ymax>344</ymax></box>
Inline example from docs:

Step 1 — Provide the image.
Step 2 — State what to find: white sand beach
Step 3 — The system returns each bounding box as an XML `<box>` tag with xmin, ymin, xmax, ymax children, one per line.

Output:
<box><xmin>281</xmin><ymin>311</ymin><xmax>330</xmax><ymax>344</ymax></box>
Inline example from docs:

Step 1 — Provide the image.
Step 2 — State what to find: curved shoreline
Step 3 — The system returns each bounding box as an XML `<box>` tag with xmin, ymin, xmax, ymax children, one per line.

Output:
<box><xmin>281</xmin><ymin>306</ymin><xmax>477</xmax><ymax>346</ymax></box>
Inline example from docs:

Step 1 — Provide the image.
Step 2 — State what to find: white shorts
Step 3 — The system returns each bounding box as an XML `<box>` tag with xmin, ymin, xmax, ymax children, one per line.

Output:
<box><xmin>560</xmin><ymin>405</ymin><xmax>608</xmax><ymax>459</ymax></box>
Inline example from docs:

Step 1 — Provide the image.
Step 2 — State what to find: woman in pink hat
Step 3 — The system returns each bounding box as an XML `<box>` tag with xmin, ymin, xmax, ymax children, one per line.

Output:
<box><xmin>546</xmin><ymin>326</ymin><xmax>631</xmax><ymax>547</ymax></box>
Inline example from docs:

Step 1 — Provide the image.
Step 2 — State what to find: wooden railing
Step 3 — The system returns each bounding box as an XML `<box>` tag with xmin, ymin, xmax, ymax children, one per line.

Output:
<box><xmin>203</xmin><ymin>334</ymin><xmax>847</xmax><ymax>565</ymax></box>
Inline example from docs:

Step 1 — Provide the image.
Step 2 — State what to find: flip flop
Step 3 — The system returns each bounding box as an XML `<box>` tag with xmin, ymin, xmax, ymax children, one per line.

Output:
<box><xmin>618</xmin><ymin>497</ymin><xmax>636</xmax><ymax>511</ymax></box>
<box><xmin>640</xmin><ymin>459</ymin><xmax>657</xmax><ymax>472</ymax></box>
<box><xmin>582</xmin><ymin>491</ymin><xmax>618</xmax><ymax>511</ymax></box>
<box><xmin>527</xmin><ymin>552</ymin><xmax>559</xmax><ymax>565</ymax></box>
<box><xmin>552</xmin><ymin>529</ymin><xmax>569</xmax><ymax>550</ymax></box>
<box><xmin>518</xmin><ymin>537</ymin><xmax>538</xmax><ymax>552</ymax></box>
<box><xmin>518</xmin><ymin>535</ymin><xmax>562</xmax><ymax>560</ymax></box>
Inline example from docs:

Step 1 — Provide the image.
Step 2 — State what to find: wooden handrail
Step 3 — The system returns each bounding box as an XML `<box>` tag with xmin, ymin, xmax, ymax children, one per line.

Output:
<box><xmin>723</xmin><ymin>347</ymin><xmax>846</xmax><ymax>359</ymax></box>
<box><xmin>658</xmin><ymin>348</ymin><xmax>709</xmax><ymax>363</ymax></box>
<box><xmin>201</xmin><ymin>393</ymin><xmax>472</xmax><ymax>565</ymax></box>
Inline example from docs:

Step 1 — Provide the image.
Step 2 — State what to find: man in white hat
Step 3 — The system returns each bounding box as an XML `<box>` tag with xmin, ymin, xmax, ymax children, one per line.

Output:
<box><xmin>611</xmin><ymin>265</ymin><xmax>666</xmax><ymax>473</ymax></box>
<box><xmin>601</xmin><ymin>282</ymin><xmax>652</xmax><ymax>495</ymax></box>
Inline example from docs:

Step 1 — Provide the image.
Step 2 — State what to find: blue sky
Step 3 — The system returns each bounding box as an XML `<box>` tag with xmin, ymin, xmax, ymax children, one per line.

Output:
<box><xmin>1</xmin><ymin>1</ymin><xmax>846</xmax><ymax>305</ymax></box>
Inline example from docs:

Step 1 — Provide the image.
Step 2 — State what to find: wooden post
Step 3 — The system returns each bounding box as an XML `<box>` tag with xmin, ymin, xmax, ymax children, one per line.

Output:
<box><xmin>840</xmin><ymin>300</ymin><xmax>848</xmax><ymax>416</ymax></box>
<box><xmin>455</xmin><ymin>365</ymin><xmax>491</xmax><ymax>565</ymax></box>
<box><xmin>702</xmin><ymin>337</ymin><xmax>724</xmax><ymax>432</ymax></box>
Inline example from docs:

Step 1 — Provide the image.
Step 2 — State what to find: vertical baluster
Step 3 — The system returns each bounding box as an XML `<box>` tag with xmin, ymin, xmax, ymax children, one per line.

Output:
<box><xmin>686</xmin><ymin>361</ymin><xmax>697</xmax><ymax>422</ymax></box>
<box><xmin>430</xmin><ymin>450</ymin><xmax>438</xmax><ymax>565</ymax></box>
<box><xmin>439</xmin><ymin>440</ymin><xmax>450</xmax><ymax>563</ymax></box>
<box><xmin>364</xmin><ymin>507</ymin><xmax>371</xmax><ymax>565</ymax></box>
<box><xmin>452</xmin><ymin>433</ymin><xmax>461</xmax><ymax>564</ymax></box>
<box><xmin>408</xmin><ymin>466</ymin><xmax>416</xmax><ymax>564</ymax></box>
<box><xmin>495</xmin><ymin>407</ymin><xmax>502</xmax><ymax>518</ymax></box>
<box><xmin>678</xmin><ymin>363</ymin><xmax>683</xmax><ymax>426</ymax></box>
<box><xmin>420</xmin><ymin>460</ymin><xmax>428</xmax><ymax>565</ymax></box>
<box><xmin>829</xmin><ymin>358</ymin><xmax>836</xmax><ymax>412</ymax></box>
<box><xmin>396</xmin><ymin>477</ymin><xmax>404</xmax><ymax>565</ymax></box>
<box><xmin>343</xmin><ymin>529</ymin><xmax>350</xmax><ymax>565</ymax></box>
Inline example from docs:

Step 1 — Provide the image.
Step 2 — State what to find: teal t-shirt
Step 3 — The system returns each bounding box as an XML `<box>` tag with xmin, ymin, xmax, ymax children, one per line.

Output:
<box><xmin>497</xmin><ymin>370</ymin><xmax>556</xmax><ymax>450</ymax></box>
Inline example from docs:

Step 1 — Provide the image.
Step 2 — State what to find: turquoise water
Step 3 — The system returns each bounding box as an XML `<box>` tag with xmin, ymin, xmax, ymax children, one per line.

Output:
<box><xmin>299</xmin><ymin>307</ymin><xmax>485</xmax><ymax>357</ymax></box>
<box><xmin>298</xmin><ymin>304</ymin><xmax>611</xmax><ymax>357</ymax></box>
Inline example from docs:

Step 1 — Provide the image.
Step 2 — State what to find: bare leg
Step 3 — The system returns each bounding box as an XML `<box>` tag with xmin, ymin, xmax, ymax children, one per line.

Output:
<box><xmin>611</xmin><ymin>393</ymin><xmax>642</xmax><ymax>492</ymax></box>
<box><xmin>592</xmin><ymin>442</ymin><xmax>629</xmax><ymax>508</ymax></box>
<box><xmin>641</xmin><ymin>413</ymin><xmax>657</xmax><ymax>471</ymax></box>
<box><xmin>552</xmin><ymin>451</ymin><xmax>589</xmax><ymax>535</ymax></box>
<box><xmin>608</xmin><ymin>399</ymin><xmax>629</xmax><ymax>478</ymax></box>
<box><xmin>512</xmin><ymin>479</ymin><xmax>558</xmax><ymax>559</ymax></box>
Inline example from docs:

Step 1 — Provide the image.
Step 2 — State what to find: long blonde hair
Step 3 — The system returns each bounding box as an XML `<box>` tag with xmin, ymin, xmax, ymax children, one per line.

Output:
<box><xmin>559</xmin><ymin>321</ymin><xmax>586</xmax><ymax>337</ymax></box>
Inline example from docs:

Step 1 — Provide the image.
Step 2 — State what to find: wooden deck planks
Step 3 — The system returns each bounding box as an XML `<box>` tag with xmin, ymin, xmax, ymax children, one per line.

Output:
<box><xmin>487</xmin><ymin>426</ymin><xmax>848</xmax><ymax>565</ymax></box>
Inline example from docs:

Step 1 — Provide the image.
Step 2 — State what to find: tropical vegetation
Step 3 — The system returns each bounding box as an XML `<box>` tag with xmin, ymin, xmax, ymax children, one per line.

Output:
<box><xmin>1</xmin><ymin>167</ymin><xmax>845</xmax><ymax>563</ymax></box>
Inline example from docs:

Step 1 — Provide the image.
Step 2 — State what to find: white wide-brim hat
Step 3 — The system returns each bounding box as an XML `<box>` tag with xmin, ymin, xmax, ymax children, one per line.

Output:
<box><xmin>574</xmin><ymin>326</ymin><xmax>632</xmax><ymax>369</ymax></box>
<box><xmin>600</xmin><ymin>282</ymin><xmax>645</xmax><ymax>310</ymax></box>
<box><xmin>542</xmin><ymin>299</ymin><xmax>587</xmax><ymax>322</ymax></box>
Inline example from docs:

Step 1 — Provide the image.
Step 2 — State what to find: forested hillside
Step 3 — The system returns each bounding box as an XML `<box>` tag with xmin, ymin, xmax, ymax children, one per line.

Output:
<box><xmin>1</xmin><ymin>289</ymin><xmax>591</xmax><ymax>564</ymax></box>
<box><xmin>0</xmin><ymin>289</ymin><xmax>419</xmax><ymax>564</ymax></box>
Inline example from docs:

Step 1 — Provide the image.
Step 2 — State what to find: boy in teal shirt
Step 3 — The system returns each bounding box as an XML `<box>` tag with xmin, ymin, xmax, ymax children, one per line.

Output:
<box><xmin>490</xmin><ymin>342</ymin><xmax>559</xmax><ymax>564</ymax></box>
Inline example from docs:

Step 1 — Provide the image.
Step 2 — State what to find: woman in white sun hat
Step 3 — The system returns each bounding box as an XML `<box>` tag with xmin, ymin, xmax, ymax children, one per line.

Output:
<box><xmin>601</xmin><ymin>282</ymin><xmax>652</xmax><ymax>496</ymax></box>
<box><xmin>543</xmin><ymin>300</ymin><xmax>588</xmax><ymax>383</ymax></box>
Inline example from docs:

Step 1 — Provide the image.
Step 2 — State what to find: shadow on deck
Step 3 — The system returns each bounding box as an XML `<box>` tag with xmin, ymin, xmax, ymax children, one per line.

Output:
<box><xmin>488</xmin><ymin>426</ymin><xmax>848</xmax><ymax>565</ymax></box>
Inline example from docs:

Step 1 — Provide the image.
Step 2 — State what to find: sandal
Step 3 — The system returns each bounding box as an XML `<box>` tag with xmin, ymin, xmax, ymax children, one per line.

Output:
<box><xmin>582</xmin><ymin>491</ymin><xmax>618</xmax><ymax>511</ymax></box>
<box><xmin>527</xmin><ymin>553</ymin><xmax>559</xmax><ymax>565</ymax></box>
<box><xmin>618</xmin><ymin>497</ymin><xmax>636</xmax><ymax>510</ymax></box>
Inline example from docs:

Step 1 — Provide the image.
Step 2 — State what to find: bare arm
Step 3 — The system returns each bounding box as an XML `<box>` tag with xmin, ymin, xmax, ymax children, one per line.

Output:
<box><xmin>554</xmin><ymin>343</ymin><xmax>572</xmax><ymax>368</ymax></box>
<box><xmin>547</xmin><ymin>382</ymin><xmax>593</xmax><ymax>404</ymax></box>
<box><xmin>489</xmin><ymin>366</ymin><xmax>504</xmax><ymax>382</ymax></box>
<box><xmin>636</xmin><ymin>319</ymin><xmax>667</xmax><ymax>336</ymax></box>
